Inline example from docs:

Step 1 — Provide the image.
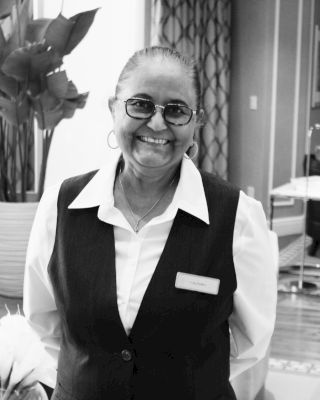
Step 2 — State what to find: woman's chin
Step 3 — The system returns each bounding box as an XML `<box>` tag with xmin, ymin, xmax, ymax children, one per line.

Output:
<box><xmin>132</xmin><ymin>149</ymin><xmax>173</xmax><ymax>170</ymax></box>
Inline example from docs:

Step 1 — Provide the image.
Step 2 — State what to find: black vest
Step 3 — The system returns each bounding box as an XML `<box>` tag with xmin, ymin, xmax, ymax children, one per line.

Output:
<box><xmin>48</xmin><ymin>170</ymin><xmax>239</xmax><ymax>400</ymax></box>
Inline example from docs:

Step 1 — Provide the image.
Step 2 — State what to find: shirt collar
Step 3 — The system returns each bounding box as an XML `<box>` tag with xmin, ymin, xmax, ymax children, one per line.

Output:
<box><xmin>68</xmin><ymin>151</ymin><xmax>120</xmax><ymax>209</ymax></box>
<box><xmin>68</xmin><ymin>153</ymin><xmax>209</xmax><ymax>225</ymax></box>
<box><xmin>172</xmin><ymin>156</ymin><xmax>209</xmax><ymax>224</ymax></box>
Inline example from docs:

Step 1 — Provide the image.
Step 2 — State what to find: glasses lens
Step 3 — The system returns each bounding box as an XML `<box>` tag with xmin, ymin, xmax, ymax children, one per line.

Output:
<box><xmin>126</xmin><ymin>98</ymin><xmax>154</xmax><ymax>119</ymax></box>
<box><xmin>164</xmin><ymin>104</ymin><xmax>192</xmax><ymax>125</ymax></box>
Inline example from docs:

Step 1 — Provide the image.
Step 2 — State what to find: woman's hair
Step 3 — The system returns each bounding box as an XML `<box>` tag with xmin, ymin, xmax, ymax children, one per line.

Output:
<box><xmin>115</xmin><ymin>46</ymin><xmax>202</xmax><ymax>109</ymax></box>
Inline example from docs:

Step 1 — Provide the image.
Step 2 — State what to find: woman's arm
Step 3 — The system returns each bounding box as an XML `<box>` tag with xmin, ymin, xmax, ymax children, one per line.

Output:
<box><xmin>229</xmin><ymin>191</ymin><xmax>278</xmax><ymax>379</ymax></box>
<box><xmin>23</xmin><ymin>184</ymin><xmax>62</xmax><ymax>390</ymax></box>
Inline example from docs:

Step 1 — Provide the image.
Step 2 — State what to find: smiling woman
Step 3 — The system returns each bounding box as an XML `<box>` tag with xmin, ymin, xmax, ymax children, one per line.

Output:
<box><xmin>23</xmin><ymin>45</ymin><xmax>277</xmax><ymax>400</ymax></box>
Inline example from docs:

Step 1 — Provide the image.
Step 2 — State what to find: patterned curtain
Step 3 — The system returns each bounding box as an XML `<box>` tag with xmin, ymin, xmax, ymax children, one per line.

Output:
<box><xmin>151</xmin><ymin>0</ymin><xmax>231</xmax><ymax>178</ymax></box>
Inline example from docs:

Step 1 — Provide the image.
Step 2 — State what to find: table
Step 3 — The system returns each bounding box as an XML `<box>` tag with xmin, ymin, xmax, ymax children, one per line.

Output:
<box><xmin>270</xmin><ymin>177</ymin><xmax>320</xmax><ymax>294</ymax></box>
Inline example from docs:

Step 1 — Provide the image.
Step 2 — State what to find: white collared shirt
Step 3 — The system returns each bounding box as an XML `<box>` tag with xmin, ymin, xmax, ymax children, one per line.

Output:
<box><xmin>23</xmin><ymin>156</ymin><xmax>277</xmax><ymax>388</ymax></box>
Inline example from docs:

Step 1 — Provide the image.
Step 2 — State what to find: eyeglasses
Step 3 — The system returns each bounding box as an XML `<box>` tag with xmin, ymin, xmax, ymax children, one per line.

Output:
<box><xmin>120</xmin><ymin>97</ymin><xmax>198</xmax><ymax>126</ymax></box>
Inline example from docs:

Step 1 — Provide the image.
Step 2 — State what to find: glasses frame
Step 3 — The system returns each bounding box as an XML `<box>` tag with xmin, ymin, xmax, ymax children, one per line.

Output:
<box><xmin>120</xmin><ymin>97</ymin><xmax>199</xmax><ymax>126</ymax></box>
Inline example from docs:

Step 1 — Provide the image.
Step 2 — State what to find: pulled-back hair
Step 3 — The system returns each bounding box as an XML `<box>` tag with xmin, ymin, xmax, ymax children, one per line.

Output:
<box><xmin>115</xmin><ymin>46</ymin><xmax>202</xmax><ymax>109</ymax></box>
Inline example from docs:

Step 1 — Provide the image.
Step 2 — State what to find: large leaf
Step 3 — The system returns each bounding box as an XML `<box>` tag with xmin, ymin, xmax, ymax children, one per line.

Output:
<box><xmin>47</xmin><ymin>71</ymin><xmax>69</xmax><ymax>98</ymax></box>
<box><xmin>0</xmin><ymin>95</ymin><xmax>29</xmax><ymax>126</ymax></box>
<box><xmin>64</xmin><ymin>80</ymin><xmax>78</xmax><ymax>99</ymax></box>
<box><xmin>2</xmin><ymin>43</ymin><xmax>62</xmax><ymax>83</ymax></box>
<box><xmin>29</xmin><ymin>45</ymin><xmax>62</xmax><ymax>78</ymax></box>
<box><xmin>36</xmin><ymin>90</ymin><xmax>60</xmax><ymax>111</ymax></box>
<box><xmin>1</xmin><ymin>47</ymin><xmax>30</xmax><ymax>81</ymax></box>
<box><xmin>74</xmin><ymin>92</ymin><xmax>89</xmax><ymax>109</ymax></box>
<box><xmin>32</xmin><ymin>91</ymin><xmax>64</xmax><ymax>129</ymax></box>
<box><xmin>44</xmin><ymin>13</ymin><xmax>74</xmax><ymax>57</ymax></box>
<box><xmin>35</xmin><ymin>106</ymin><xmax>64</xmax><ymax>129</ymax></box>
<box><xmin>0</xmin><ymin>0</ymin><xmax>14</xmax><ymax>20</ymax></box>
<box><xmin>64</xmin><ymin>8</ymin><xmax>99</xmax><ymax>55</ymax></box>
<box><xmin>25</xmin><ymin>19</ymin><xmax>52</xmax><ymax>43</ymax></box>
<box><xmin>61</xmin><ymin>99</ymin><xmax>77</xmax><ymax>119</ymax></box>
<box><xmin>0</xmin><ymin>73</ymin><xmax>19</xmax><ymax>97</ymax></box>
<box><xmin>44</xmin><ymin>9</ymin><xmax>98</xmax><ymax>57</ymax></box>
<box><xmin>62</xmin><ymin>92</ymin><xmax>88</xmax><ymax>119</ymax></box>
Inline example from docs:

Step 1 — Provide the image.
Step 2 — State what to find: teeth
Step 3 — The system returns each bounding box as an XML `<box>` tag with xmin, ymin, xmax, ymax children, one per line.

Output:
<box><xmin>138</xmin><ymin>136</ymin><xmax>169</xmax><ymax>145</ymax></box>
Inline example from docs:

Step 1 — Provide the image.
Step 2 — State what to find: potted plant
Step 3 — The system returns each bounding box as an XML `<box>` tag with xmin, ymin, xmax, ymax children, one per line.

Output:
<box><xmin>0</xmin><ymin>0</ymin><xmax>98</xmax><ymax>297</ymax></box>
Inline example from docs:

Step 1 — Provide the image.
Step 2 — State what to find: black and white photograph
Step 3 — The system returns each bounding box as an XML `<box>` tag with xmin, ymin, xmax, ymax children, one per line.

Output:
<box><xmin>0</xmin><ymin>1</ymin><xmax>320</xmax><ymax>399</ymax></box>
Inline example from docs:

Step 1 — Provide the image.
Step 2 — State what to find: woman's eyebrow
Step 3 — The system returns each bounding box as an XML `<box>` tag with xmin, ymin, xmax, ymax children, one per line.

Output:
<box><xmin>131</xmin><ymin>93</ymin><xmax>152</xmax><ymax>99</ymax></box>
<box><xmin>130</xmin><ymin>94</ymin><xmax>189</xmax><ymax>106</ymax></box>
<box><xmin>168</xmin><ymin>99</ymin><xmax>189</xmax><ymax>105</ymax></box>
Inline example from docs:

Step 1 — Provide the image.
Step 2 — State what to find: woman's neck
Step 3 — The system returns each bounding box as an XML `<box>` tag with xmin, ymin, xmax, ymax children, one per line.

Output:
<box><xmin>118</xmin><ymin>161</ymin><xmax>180</xmax><ymax>197</ymax></box>
<box><xmin>114</xmin><ymin>159</ymin><xmax>180</xmax><ymax>232</ymax></box>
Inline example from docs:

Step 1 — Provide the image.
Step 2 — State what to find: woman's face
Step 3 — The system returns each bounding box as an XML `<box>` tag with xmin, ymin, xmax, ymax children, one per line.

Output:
<box><xmin>110</xmin><ymin>57</ymin><xmax>198</xmax><ymax>176</ymax></box>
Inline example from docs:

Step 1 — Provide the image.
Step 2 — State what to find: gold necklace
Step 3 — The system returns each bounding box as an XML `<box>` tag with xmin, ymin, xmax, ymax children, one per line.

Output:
<box><xmin>118</xmin><ymin>172</ymin><xmax>176</xmax><ymax>233</ymax></box>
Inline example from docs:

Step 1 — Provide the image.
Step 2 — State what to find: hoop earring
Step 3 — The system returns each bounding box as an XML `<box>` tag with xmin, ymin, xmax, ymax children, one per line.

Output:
<box><xmin>107</xmin><ymin>129</ymin><xmax>119</xmax><ymax>149</ymax></box>
<box><xmin>187</xmin><ymin>142</ymin><xmax>198</xmax><ymax>160</ymax></box>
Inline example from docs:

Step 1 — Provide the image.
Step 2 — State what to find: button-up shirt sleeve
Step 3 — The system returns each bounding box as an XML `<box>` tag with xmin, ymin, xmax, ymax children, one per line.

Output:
<box><xmin>23</xmin><ymin>184</ymin><xmax>61</xmax><ymax>388</ymax></box>
<box><xmin>229</xmin><ymin>191</ymin><xmax>278</xmax><ymax>380</ymax></box>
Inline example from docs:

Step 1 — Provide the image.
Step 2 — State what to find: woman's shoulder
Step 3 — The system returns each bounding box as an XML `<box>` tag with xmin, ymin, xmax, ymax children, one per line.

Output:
<box><xmin>199</xmin><ymin>169</ymin><xmax>240</xmax><ymax>196</ymax></box>
<box><xmin>62</xmin><ymin>169</ymin><xmax>99</xmax><ymax>189</ymax></box>
<box><xmin>55</xmin><ymin>169</ymin><xmax>100</xmax><ymax>206</ymax></box>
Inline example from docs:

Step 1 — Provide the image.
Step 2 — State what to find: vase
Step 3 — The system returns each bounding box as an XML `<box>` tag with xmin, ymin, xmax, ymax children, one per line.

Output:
<box><xmin>0</xmin><ymin>202</ymin><xmax>38</xmax><ymax>298</ymax></box>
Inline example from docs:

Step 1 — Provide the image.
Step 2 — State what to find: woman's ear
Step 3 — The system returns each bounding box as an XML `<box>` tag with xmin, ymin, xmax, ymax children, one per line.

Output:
<box><xmin>108</xmin><ymin>96</ymin><xmax>116</xmax><ymax>114</ymax></box>
<box><xmin>196</xmin><ymin>109</ymin><xmax>205</xmax><ymax>126</ymax></box>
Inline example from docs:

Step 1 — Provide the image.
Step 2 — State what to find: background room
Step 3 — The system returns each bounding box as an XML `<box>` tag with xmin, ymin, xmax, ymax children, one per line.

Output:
<box><xmin>0</xmin><ymin>1</ymin><xmax>320</xmax><ymax>400</ymax></box>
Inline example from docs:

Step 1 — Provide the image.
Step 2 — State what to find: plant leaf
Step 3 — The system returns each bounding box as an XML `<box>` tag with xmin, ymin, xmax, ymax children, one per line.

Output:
<box><xmin>0</xmin><ymin>0</ymin><xmax>14</xmax><ymax>20</ymax></box>
<box><xmin>0</xmin><ymin>73</ymin><xmax>19</xmax><ymax>97</ymax></box>
<box><xmin>0</xmin><ymin>27</ymin><xmax>7</xmax><ymax>64</ymax></box>
<box><xmin>44</xmin><ymin>13</ymin><xmax>74</xmax><ymax>57</ymax></box>
<box><xmin>32</xmin><ymin>91</ymin><xmax>64</xmax><ymax>129</ymax></box>
<box><xmin>28</xmin><ymin>79</ymin><xmax>41</xmax><ymax>96</ymax></box>
<box><xmin>0</xmin><ymin>96</ymin><xmax>30</xmax><ymax>126</ymax></box>
<box><xmin>47</xmin><ymin>71</ymin><xmax>69</xmax><ymax>98</ymax></box>
<box><xmin>62</xmin><ymin>92</ymin><xmax>88</xmax><ymax>119</ymax></box>
<box><xmin>25</xmin><ymin>18</ymin><xmax>52</xmax><ymax>43</ymax></box>
<box><xmin>64</xmin><ymin>80</ymin><xmax>78</xmax><ymax>99</ymax></box>
<box><xmin>62</xmin><ymin>99</ymin><xmax>77</xmax><ymax>118</ymax></box>
<box><xmin>35</xmin><ymin>106</ymin><xmax>63</xmax><ymax>130</ymax></box>
<box><xmin>29</xmin><ymin>45</ymin><xmax>62</xmax><ymax>77</ymax></box>
<box><xmin>5</xmin><ymin>0</ymin><xmax>32</xmax><ymax>53</ymax></box>
<box><xmin>1</xmin><ymin>47</ymin><xmax>30</xmax><ymax>81</ymax></box>
<box><xmin>75</xmin><ymin>92</ymin><xmax>89</xmax><ymax>109</ymax></box>
<box><xmin>64</xmin><ymin>8</ymin><xmax>99</xmax><ymax>55</ymax></box>
<box><xmin>35</xmin><ymin>90</ymin><xmax>60</xmax><ymax>111</ymax></box>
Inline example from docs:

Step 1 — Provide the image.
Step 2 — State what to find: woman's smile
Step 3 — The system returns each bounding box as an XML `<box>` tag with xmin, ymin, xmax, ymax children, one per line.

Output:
<box><xmin>136</xmin><ymin>135</ymin><xmax>171</xmax><ymax>145</ymax></box>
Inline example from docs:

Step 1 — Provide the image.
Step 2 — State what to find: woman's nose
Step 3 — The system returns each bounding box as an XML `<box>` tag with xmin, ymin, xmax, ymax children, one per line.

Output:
<box><xmin>146</xmin><ymin>108</ymin><xmax>167</xmax><ymax>131</ymax></box>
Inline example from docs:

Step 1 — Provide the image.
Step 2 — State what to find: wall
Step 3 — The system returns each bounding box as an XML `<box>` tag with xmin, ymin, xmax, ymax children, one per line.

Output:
<box><xmin>229</xmin><ymin>0</ymin><xmax>274</xmax><ymax>207</ymax></box>
<box><xmin>229</xmin><ymin>0</ymin><xmax>318</xmax><ymax>235</ymax></box>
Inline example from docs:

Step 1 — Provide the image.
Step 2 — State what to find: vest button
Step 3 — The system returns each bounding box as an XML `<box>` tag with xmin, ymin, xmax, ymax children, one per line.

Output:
<box><xmin>121</xmin><ymin>349</ymin><xmax>132</xmax><ymax>361</ymax></box>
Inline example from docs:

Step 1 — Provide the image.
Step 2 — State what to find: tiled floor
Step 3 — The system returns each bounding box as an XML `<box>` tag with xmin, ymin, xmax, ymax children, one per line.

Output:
<box><xmin>266</xmin><ymin>235</ymin><xmax>320</xmax><ymax>399</ymax></box>
<box><xmin>264</xmin><ymin>367</ymin><xmax>320</xmax><ymax>400</ymax></box>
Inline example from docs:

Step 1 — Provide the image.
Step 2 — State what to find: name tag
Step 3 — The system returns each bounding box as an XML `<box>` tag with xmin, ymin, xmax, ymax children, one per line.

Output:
<box><xmin>175</xmin><ymin>272</ymin><xmax>220</xmax><ymax>295</ymax></box>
